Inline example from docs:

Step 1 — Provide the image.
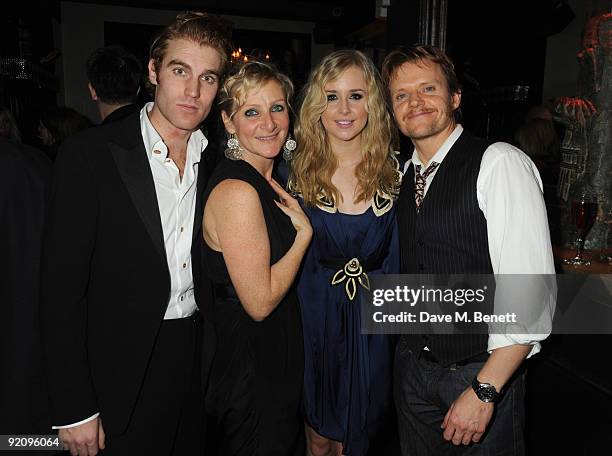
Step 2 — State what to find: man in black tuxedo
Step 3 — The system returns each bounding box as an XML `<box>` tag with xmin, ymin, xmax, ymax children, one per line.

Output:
<box><xmin>41</xmin><ymin>12</ymin><xmax>232</xmax><ymax>456</ymax></box>
<box><xmin>0</xmin><ymin>140</ymin><xmax>51</xmax><ymax>441</ymax></box>
<box><xmin>382</xmin><ymin>45</ymin><xmax>555</xmax><ymax>455</ymax></box>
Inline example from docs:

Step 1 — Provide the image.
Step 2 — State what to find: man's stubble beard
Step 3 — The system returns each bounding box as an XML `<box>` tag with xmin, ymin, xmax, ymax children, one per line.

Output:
<box><xmin>402</xmin><ymin>101</ymin><xmax>456</xmax><ymax>141</ymax></box>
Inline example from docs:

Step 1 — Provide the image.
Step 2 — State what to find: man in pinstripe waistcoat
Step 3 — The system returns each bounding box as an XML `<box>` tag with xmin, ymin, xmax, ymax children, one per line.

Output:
<box><xmin>382</xmin><ymin>45</ymin><xmax>555</xmax><ymax>456</ymax></box>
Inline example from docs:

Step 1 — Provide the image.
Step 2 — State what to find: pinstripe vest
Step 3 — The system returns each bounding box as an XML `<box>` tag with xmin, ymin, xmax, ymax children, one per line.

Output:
<box><xmin>397</xmin><ymin>130</ymin><xmax>493</xmax><ymax>365</ymax></box>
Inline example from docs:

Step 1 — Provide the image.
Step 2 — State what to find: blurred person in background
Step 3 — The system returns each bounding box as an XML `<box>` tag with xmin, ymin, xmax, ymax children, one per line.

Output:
<box><xmin>86</xmin><ymin>45</ymin><xmax>143</xmax><ymax>124</ymax></box>
<box><xmin>0</xmin><ymin>138</ymin><xmax>51</xmax><ymax>444</ymax></box>
<box><xmin>38</xmin><ymin>106</ymin><xmax>92</xmax><ymax>161</ymax></box>
<box><xmin>515</xmin><ymin>108</ymin><xmax>561</xmax><ymax>243</ymax></box>
<box><xmin>0</xmin><ymin>105</ymin><xmax>22</xmax><ymax>143</ymax></box>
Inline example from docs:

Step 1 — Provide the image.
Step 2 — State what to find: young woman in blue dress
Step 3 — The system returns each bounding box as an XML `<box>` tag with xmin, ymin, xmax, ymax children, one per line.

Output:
<box><xmin>286</xmin><ymin>50</ymin><xmax>403</xmax><ymax>455</ymax></box>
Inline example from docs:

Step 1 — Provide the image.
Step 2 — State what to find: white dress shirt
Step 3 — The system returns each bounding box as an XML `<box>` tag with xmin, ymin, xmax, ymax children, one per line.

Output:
<box><xmin>406</xmin><ymin>124</ymin><xmax>555</xmax><ymax>358</ymax></box>
<box><xmin>141</xmin><ymin>102</ymin><xmax>204</xmax><ymax>320</ymax></box>
<box><xmin>54</xmin><ymin>103</ymin><xmax>206</xmax><ymax>429</ymax></box>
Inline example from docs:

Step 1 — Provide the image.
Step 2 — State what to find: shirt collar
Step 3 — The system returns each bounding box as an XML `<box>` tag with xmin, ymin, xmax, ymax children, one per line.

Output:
<box><xmin>410</xmin><ymin>124</ymin><xmax>464</xmax><ymax>171</ymax></box>
<box><xmin>139</xmin><ymin>102</ymin><xmax>208</xmax><ymax>164</ymax></box>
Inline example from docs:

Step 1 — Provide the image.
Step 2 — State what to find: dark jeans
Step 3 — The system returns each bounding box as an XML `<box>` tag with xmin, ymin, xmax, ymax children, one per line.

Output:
<box><xmin>394</xmin><ymin>339</ymin><xmax>525</xmax><ymax>456</ymax></box>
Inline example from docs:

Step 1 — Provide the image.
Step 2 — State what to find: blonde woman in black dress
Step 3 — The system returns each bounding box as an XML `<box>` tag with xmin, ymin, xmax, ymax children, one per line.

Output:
<box><xmin>202</xmin><ymin>61</ymin><xmax>311</xmax><ymax>455</ymax></box>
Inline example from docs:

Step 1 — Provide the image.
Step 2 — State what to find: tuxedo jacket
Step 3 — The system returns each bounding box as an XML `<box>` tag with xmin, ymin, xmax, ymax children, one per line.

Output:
<box><xmin>40</xmin><ymin>112</ymin><xmax>215</xmax><ymax>434</ymax></box>
<box><xmin>0</xmin><ymin>140</ymin><xmax>52</xmax><ymax>434</ymax></box>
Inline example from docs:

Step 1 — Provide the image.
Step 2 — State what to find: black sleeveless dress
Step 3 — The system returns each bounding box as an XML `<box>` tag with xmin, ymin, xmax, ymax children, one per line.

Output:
<box><xmin>202</xmin><ymin>159</ymin><xmax>305</xmax><ymax>455</ymax></box>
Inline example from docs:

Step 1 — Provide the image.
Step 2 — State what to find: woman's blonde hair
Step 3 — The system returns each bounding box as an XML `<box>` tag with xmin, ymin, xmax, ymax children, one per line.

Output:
<box><xmin>291</xmin><ymin>49</ymin><xmax>398</xmax><ymax>206</ymax></box>
<box><xmin>218</xmin><ymin>60</ymin><xmax>294</xmax><ymax>120</ymax></box>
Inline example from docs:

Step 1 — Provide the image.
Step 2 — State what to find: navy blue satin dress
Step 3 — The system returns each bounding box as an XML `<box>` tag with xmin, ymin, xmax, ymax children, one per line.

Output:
<box><xmin>297</xmin><ymin>201</ymin><xmax>399</xmax><ymax>455</ymax></box>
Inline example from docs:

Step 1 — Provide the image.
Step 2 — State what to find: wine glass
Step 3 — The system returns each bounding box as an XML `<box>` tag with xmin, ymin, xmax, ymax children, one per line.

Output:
<box><xmin>564</xmin><ymin>185</ymin><xmax>598</xmax><ymax>266</ymax></box>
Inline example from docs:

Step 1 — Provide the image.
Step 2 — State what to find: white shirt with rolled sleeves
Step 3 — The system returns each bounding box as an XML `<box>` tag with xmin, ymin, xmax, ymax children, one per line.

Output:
<box><xmin>53</xmin><ymin>103</ymin><xmax>206</xmax><ymax>429</ymax></box>
<box><xmin>405</xmin><ymin>124</ymin><xmax>555</xmax><ymax>359</ymax></box>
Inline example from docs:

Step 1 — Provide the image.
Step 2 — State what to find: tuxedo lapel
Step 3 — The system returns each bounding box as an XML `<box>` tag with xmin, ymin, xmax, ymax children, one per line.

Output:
<box><xmin>109</xmin><ymin>117</ymin><xmax>166</xmax><ymax>262</ymax></box>
<box><xmin>192</xmin><ymin>156</ymin><xmax>207</xmax><ymax>242</ymax></box>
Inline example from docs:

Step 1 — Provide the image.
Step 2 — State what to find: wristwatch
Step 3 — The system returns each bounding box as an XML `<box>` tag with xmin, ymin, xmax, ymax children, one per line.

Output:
<box><xmin>471</xmin><ymin>377</ymin><xmax>501</xmax><ymax>403</ymax></box>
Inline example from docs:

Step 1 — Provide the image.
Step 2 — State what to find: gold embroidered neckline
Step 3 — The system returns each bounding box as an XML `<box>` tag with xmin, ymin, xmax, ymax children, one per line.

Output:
<box><xmin>289</xmin><ymin>152</ymin><xmax>404</xmax><ymax>217</ymax></box>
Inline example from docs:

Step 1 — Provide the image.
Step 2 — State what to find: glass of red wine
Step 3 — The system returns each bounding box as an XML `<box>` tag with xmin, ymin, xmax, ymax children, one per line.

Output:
<box><xmin>564</xmin><ymin>186</ymin><xmax>598</xmax><ymax>266</ymax></box>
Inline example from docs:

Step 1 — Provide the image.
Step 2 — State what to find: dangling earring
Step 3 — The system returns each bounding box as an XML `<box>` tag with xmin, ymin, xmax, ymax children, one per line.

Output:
<box><xmin>224</xmin><ymin>133</ymin><xmax>243</xmax><ymax>160</ymax></box>
<box><xmin>283</xmin><ymin>134</ymin><xmax>297</xmax><ymax>161</ymax></box>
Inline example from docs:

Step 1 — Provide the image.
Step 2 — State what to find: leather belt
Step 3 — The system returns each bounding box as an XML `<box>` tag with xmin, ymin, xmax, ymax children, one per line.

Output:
<box><xmin>418</xmin><ymin>349</ymin><xmax>490</xmax><ymax>367</ymax></box>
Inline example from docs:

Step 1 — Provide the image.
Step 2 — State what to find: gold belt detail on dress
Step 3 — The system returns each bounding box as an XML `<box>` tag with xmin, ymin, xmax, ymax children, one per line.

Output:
<box><xmin>330</xmin><ymin>257</ymin><xmax>370</xmax><ymax>301</ymax></box>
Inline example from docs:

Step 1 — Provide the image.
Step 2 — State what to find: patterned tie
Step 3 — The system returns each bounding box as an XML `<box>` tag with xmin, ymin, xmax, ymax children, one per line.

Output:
<box><xmin>414</xmin><ymin>162</ymin><xmax>440</xmax><ymax>211</ymax></box>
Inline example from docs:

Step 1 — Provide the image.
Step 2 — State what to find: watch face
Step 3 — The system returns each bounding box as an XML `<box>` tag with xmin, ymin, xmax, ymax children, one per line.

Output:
<box><xmin>477</xmin><ymin>385</ymin><xmax>497</xmax><ymax>403</ymax></box>
<box><xmin>472</xmin><ymin>377</ymin><xmax>498</xmax><ymax>403</ymax></box>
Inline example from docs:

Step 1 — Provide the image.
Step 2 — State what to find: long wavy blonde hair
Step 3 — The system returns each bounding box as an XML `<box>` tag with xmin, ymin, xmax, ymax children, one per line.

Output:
<box><xmin>290</xmin><ymin>50</ymin><xmax>398</xmax><ymax>206</ymax></box>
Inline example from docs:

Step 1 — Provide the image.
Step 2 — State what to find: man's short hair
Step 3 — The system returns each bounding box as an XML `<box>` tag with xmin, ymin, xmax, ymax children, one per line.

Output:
<box><xmin>149</xmin><ymin>11</ymin><xmax>233</xmax><ymax>78</ymax></box>
<box><xmin>382</xmin><ymin>44</ymin><xmax>462</xmax><ymax>94</ymax></box>
<box><xmin>86</xmin><ymin>46</ymin><xmax>142</xmax><ymax>105</ymax></box>
<box><xmin>382</xmin><ymin>44</ymin><xmax>462</xmax><ymax>121</ymax></box>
